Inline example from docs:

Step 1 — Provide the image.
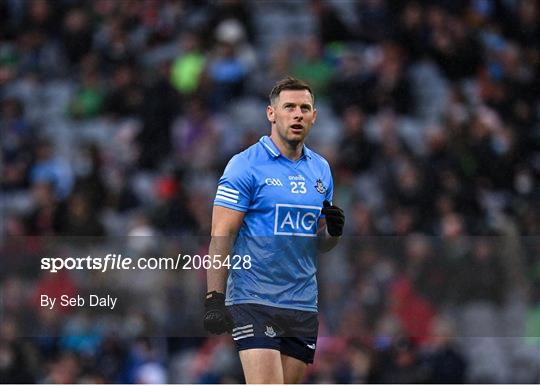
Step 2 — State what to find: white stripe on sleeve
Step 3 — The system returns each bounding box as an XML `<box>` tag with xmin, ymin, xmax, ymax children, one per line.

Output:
<box><xmin>215</xmin><ymin>190</ymin><xmax>239</xmax><ymax>199</ymax></box>
<box><xmin>217</xmin><ymin>186</ymin><xmax>240</xmax><ymax>195</ymax></box>
<box><xmin>215</xmin><ymin>195</ymin><xmax>238</xmax><ymax>203</ymax></box>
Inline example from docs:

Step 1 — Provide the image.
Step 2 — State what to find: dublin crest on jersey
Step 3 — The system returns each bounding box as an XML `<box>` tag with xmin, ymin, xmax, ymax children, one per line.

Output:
<box><xmin>315</xmin><ymin>178</ymin><xmax>326</xmax><ymax>194</ymax></box>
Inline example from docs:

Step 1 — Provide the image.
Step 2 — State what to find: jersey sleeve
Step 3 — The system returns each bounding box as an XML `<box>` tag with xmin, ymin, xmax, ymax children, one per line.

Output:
<box><xmin>325</xmin><ymin>171</ymin><xmax>334</xmax><ymax>204</ymax></box>
<box><xmin>320</xmin><ymin>161</ymin><xmax>334</xmax><ymax>219</ymax></box>
<box><xmin>214</xmin><ymin>154</ymin><xmax>252</xmax><ymax>212</ymax></box>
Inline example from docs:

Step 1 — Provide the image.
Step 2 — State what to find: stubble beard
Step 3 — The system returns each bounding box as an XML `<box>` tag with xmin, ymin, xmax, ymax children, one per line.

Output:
<box><xmin>283</xmin><ymin>130</ymin><xmax>305</xmax><ymax>151</ymax></box>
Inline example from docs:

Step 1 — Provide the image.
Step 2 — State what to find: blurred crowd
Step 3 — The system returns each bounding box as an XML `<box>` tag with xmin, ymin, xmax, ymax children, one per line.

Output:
<box><xmin>1</xmin><ymin>0</ymin><xmax>539</xmax><ymax>383</ymax></box>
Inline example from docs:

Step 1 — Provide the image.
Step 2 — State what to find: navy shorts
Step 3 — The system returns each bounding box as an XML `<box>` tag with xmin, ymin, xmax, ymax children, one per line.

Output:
<box><xmin>227</xmin><ymin>303</ymin><xmax>319</xmax><ymax>364</ymax></box>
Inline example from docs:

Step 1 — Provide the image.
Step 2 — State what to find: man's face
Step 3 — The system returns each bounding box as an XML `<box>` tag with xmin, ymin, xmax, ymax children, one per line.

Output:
<box><xmin>267</xmin><ymin>89</ymin><xmax>317</xmax><ymax>145</ymax></box>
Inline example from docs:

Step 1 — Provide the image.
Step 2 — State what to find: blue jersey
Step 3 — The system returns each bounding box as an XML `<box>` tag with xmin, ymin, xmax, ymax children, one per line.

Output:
<box><xmin>214</xmin><ymin>136</ymin><xmax>333</xmax><ymax>311</ymax></box>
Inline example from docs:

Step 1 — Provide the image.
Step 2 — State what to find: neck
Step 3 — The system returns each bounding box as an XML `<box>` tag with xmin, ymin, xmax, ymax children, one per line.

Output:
<box><xmin>270</xmin><ymin>132</ymin><xmax>303</xmax><ymax>161</ymax></box>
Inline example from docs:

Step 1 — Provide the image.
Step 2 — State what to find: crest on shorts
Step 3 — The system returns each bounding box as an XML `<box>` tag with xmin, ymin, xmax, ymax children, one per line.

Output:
<box><xmin>264</xmin><ymin>326</ymin><xmax>276</xmax><ymax>338</ymax></box>
<box><xmin>315</xmin><ymin>178</ymin><xmax>326</xmax><ymax>194</ymax></box>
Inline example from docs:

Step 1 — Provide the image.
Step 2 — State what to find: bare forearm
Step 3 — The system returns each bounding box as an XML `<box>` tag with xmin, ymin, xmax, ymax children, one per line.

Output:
<box><xmin>317</xmin><ymin>226</ymin><xmax>339</xmax><ymax>252</ymax></box>
<box><xmin>207</xmin><ymin>236</ymin><xmax>234</xmax><ymax>293</ymax></box>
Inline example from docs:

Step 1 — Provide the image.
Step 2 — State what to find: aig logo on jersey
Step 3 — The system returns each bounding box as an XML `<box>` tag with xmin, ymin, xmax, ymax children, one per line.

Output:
<box><xmin>265</xmin><ymin>177</ymin><xmax>283</xmax><ymax>186</ymax></box>
<box><xmin>274</xmin><ymin>204</ymin><xmax>321</xmax><ymax>237</ymax></box>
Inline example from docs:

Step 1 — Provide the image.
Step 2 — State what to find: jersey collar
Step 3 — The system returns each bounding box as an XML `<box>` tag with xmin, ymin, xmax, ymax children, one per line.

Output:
<box><xmin>259</xmin><ymin>136</ymin><xmax>312</xmax><ymax>160</ymax></box>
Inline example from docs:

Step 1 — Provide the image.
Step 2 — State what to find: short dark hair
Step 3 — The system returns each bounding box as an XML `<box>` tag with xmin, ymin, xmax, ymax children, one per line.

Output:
<box><xmin>269</xmin><ymin>76</ymin><xmax>314</xmax><ymax>105</ymax></box>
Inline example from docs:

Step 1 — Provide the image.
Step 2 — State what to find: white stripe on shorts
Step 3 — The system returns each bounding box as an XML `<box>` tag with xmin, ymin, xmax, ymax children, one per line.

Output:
<box><xmin>233</xmin><ymin>333</ymin><xmax>255</xmax><ymax>340</ymax></box>
<box><xmin>232</xmin><ymin>324</ymin><xmax>253</xmax><ymax>332</ymax></box>
<box><xmin>232</xmin><ymin>329</ymin><xmax>254</xmax><ymax>337</ymax></box>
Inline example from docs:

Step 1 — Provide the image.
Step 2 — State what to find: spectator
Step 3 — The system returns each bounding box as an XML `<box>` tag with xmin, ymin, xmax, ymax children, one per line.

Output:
<box><xmin>328</xmin><ymin>50</ymin><xmax>369</xmax><ymax>114</ymax></box>
<box><xmin>56</xmin><ymin>192</ymin><xmax>105</xmax><ymax>236</ymax></box>
<box><xmin>422</xmin><ymin>318</ymin><xmax>467</xmax><ymax>383</ymax></box>
<box><xmin>337</xmin><ymin>105</ymin><xmax>378</xmax><ymax>174</ymax></box>
<box><xmin>30</xmin><ymin>139</ymin><xmax>74</xmax><ymax>199</ymax></box>
<box><xmin>61</xmin><ymin>7</ymin><xmax>93</xmax><ymax>66</ymax></box>
<box><xmin>41</xmin><ymin>352</ymin><xmax>81</xmax><ymax>383</ymax></box>
<box><xmin>170</xmin><ymin>31</ymin><xmax>206</xmax><ymax>96</ymax></box>
<box><xmin>152</xmin><ymin>171</ymin><xmax>199</xmax><ymax>235</ymax></box>
<box><xmin>171</xmin><ymin>97</ymin><xmax>223</xmax><ymax>170</ymax></box>
<box><xmin>356</xmin><ymin>0</ymin><xmax>395</xmax><ymax>43</ymax></box>
<box><xmin>204</xmin><ymin>40</ymin><xmax>249</xmax><ymax>109</ymax></box>
<box><xmin>138</xmin><ymin>60</ymin><xmax>180</xmax><ymax>169</ymax></box>
<box><xmin>369</xmin><ymin>337</ymin><xmax>429</xmax><ymax>383</ymax></box>
<box><xmin>0</xmin><ymin>97</ymin><xmax>34</xmax><ymax>190</ymax></box>
<box><xmin>104</xmin><ymin>63</ymin><xmax>144</xmax><ymax>118</ymax></box>
<box><xmin>0</xmin><ymin>341</ymin><xmax>34</xmax><ymax>382</ymax></box>
<box><xmin>310</xmin><ymin>0</ymin><xmax>354</xmax><ymax>45</ymax></box>
<box><xmin>396</xmin><ymin>2</ymin><xmax>428</xmax><ymax>60</ymax></box>
<box><xmin>450</xmin><ymin>238</ymin><xmax>506</xmax><ymax>306</ymax></box>
<box><xmin>292</xmin><ymin>36</ymin><xmax>335</xmax><ymax>98</ymax></box>
<box><xmin>68</xmin><ymin>68</ymin><xmax>105</xmax><ymax>119</ymax></box>
<box><xmin>25</xmin><ymin>181</ymin><xmax>62</xmax><ymax>235</ymax></box>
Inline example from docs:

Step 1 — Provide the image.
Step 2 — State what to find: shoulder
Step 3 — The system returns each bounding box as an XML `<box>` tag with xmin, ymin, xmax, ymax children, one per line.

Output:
<box><xmin>227</xmin><ymin>140</ymin><xmax>269</xmax><ymax>166</ymax></box>
<box><xmin>307</xmin><ymin>147</ymin><xmax>331</xmax><ymax>171</ymax></box>
<box><xmin>222</xmin><ymin>141</ymin><xmax>266</xmax><ymax>182</ymax></box>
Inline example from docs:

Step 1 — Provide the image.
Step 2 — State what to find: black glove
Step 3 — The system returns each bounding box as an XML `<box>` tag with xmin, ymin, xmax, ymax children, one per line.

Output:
<box><xmin>203</xmin><ymin>291</ymin><xmax>233</xmax><ymax>334</ymax></box>
<box><xmin>322</xmin><ymin>200</ymin><xmax>345</xmax><ymax>237</ymax></box>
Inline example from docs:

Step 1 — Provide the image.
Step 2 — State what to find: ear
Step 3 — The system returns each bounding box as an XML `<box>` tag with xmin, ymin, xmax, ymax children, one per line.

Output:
<box><xmin>266</xmin><ymin>105</ymin><xmax>276</xmax><ymax>123</ymax></box>
<box><xmin>312</xmin><ymin>108</ymin><xmax>317</xmax><ymax>124</ymax></box>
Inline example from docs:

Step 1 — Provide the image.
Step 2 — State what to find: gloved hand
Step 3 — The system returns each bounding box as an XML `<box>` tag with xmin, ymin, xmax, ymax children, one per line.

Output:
<box><xmin>322</xmin><ymin>200</ymin><xmax>345</xmax><ymax>237</ymax></box>
<box><xmin>203</xmin><ymin>291</ymin><xmax>233</xmax><ymax>334</ymax></box>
